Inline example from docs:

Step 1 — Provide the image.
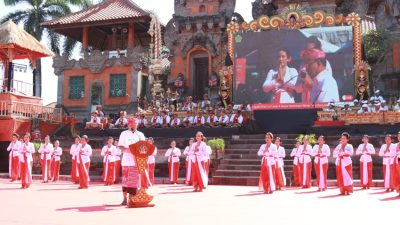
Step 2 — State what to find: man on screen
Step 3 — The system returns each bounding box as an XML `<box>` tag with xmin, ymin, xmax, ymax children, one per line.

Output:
<box><xmin>302</xmin><ymin>49</ymin><xmax>339</xmax><ymax>103</ymax></box>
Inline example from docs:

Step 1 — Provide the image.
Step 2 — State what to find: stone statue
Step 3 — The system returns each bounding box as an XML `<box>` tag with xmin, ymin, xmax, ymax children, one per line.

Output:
<box><xmin>252</xmin><ymin>0</ymin><xmax>277</xmax><ymax>19</ymax></box>
<box><xmin>375</xmin><ymin>0</ymin><xmax>400</xmax><ymax>30</ymax></box>
<box><xmin>337</xmin><ymin>0</ymin><xmax>370</xmax><ymax>19</ymax></box>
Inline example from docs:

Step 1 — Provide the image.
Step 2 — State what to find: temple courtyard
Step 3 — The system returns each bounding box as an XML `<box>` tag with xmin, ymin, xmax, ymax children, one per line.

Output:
<box><xmin>0</xmin><ymin>178</ymin><xmax>399</xmax><ymax>225</ymax></box>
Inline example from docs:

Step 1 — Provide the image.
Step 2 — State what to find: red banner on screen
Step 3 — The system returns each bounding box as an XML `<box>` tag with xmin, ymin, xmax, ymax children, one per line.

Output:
<box><xmin>252</xmin><ymin>103</ymin><xmax>328</xmax><ymax>111</ymax></box>
<box><xmin>235</xmin><ymin>58</ymin><xmax>246</xmax><ymax>89</ymax></box>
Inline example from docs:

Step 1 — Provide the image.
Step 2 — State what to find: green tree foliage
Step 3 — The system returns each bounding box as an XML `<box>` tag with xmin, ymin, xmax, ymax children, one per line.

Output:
<box><xmin>362</xmin><ymin>29</ymin><xmax>398</xmax><ymax>65</ymax></box>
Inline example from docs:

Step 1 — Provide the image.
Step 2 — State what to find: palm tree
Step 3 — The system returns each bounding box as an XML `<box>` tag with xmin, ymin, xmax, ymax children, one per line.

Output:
<box><xmin>1</xmin><ymin>0</ymin><xmax>92</xmax><ymax>97</ymax></box>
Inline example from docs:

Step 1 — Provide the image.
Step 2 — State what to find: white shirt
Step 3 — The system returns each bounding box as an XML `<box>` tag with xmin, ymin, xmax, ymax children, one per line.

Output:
<box><xmin>297</xmin><ymin>144</ymin><xmax>313</xmax><ymax>164</ymax></box>
<box><xmin>188</xmin><ymin>141</ymin><xmax>207</xmax><ymax>162</ymax></box>
<box><xmin>77</xmin><ymin>144</ymin><xmax>92</xmax><ymax>164</ymax></box>
<box><xmin>38</xmin><ymin>143</ymin><xmax>54</xmax><ymax>160</ymax></box>
<box><xmin>115</xmin><ymin>147</ymin><xmax>122</xmax><ymax>161</ymax></box>
<box><xmin>200</xmin><ymin>100</ymin><xmax>211</xmax><ymax>109</ymax></box>
<box><xmin>218</xmin><ymin>115</ymin><xmax>230</xmax><ymax>124</ymax></box>
<box><xmin>90</xmin><ymin>116</ymin><xmax>101</xmax><ymax>124</ymax></box>
<box><xmin>257</xmin><ymin>143</ymin><xmax>277</xmax><ymax>166</ymax></box>
<box><xmin>310</xmin><ymin>68</ymin><xmax>339</xmax><ymax>102</ymax></box>
<box><xmin>170</xmin><ymin>118</ymin><xmax>181</xmax><ymax>126</ymax></box>
<box><xmin>183</xmin><ymin>116</ymin><xmax>194</xmax><ymax>124</ymax></box>
<box><xmin>193</xmin><ymin>116</ymin><xmax>205</xmax><ymax>125</ymax></box>
<box><xmin>18</xmin><ymin>142</ymin><xmax>35</xmax><ymax>163</ymax></box>
<box><xmin>183</xmin><ymin>146</ymin><xmax>191</xmax><ymax>161</ymax></box>
<box><xmin>311</xmin><ymin>144</ymin><xmax>331</xmax><ymax>164</ymax></box>
<box><xmin>203</xmin><ymin>145</ymin><xmax>212</xmax><ymax>161</ymax></box>
<box><xmin>165</xmin><ymin>147</ymin><xmax>181</xmax><ymax>163</ymax></box>
<box><xmin>263</xmin><ymin>66</ymin><xmax>298</xmax><ymax>103</ymax></box>
<box><xmin>206</xmin><ymin>115</ymin><xmax>218</xmax><ymax>124</ymax></box>
<box><xmin>370</xmin><ymin>95</ymin><xmax>384</xmax><ymax>103</ymax></box>
<box><xmin>52</xmin><ymin>147</ymin><xmax>63</xmax><ymax>161</ymax></box>
<box><xmin>379</xmin><ymin>105</ymin><xmax>389</xmax><ymax>111</ymax></box>
<box><xmin>333</xmin><ymin>144</ymin><xmax>354</xmax><ymax>166</ymax></box>
<box><xmin>138</xmin><ymin>118</ymin><xmax>149</xmax><ymax>127</ymax></box>
<box><xmin>159</xmin><ymin>115</ymin><xmax>171</xmax><ymax>125</ymax></box>
<box><xmin>118</xmin><ymin>129</ymin><xmax>145</xmax><ymax>166</ymax></box>
<box><xmin>147</xmin><ymin>147</ymin><xmax>157</xmax><ymax>164</ymax></box>
<box><xmin>150</xmin><ymin>115</ymin><xmax>161</xmax><ymax>124</ymax></box>
<box><xmin>70</xmin><ymin>144</ymin><xmax>81</xmax><ymax>160</ymax></box>
<box><xmin>115</xmin><ymin>118</ymin><xmax>128</xmax><ymax>126</ymax></box>
<box><xmin>290</xmin><ymin>147</ymin><xmax>299</xmax><ymax>165</ymax></box>
<box><xmin>101</xmin><ymin>145</ymin><xmax>118</xmax><ymax>163</ymax></box>
<box><xmin>229</xmin><ymin>114</ymin><xmax>243</xmax><ymax>124</ymax></box>
<box><xmin>393</xmin><ymin>104</ymin><xmax>400</xmax><ymax>112</ymax></box>
<box><xmin>355</xmin><ymin>143</ymin><xmax>375</xmax><ymax>163</ymax></box>
<box><xmin>275</xmin><ymin>146</ymin><xmax>286</xmax><ymax>168</ymax></box>
<box><xmin>357</xmin><ymin>108</ymin><xmax>371</xmax><ymax>114</ymax></box>
<box><xmin>7</xmin><ymin>141</ymin><xmax>21</xmax><ymax>157</ymax></box>
<box><xmin>379</xmin><ymin>143</ymin><xmax>397</xmax><ymax>165</ymax></box>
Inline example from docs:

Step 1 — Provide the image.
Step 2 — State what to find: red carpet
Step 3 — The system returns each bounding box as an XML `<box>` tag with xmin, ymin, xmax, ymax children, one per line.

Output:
<box><xmin>0</xmin><ymin>178</ymin><xmax>398</xmax><ymax>225</ymax></box>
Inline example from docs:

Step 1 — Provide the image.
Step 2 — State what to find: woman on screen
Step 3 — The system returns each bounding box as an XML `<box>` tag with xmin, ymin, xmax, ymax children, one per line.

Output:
<box><xmin>262</xmin><ymin>48</ymin><xmax>298</xmax><ymax>103</ymax></box>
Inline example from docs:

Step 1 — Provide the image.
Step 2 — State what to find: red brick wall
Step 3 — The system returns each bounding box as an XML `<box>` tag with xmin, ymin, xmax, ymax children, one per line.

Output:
<box><xmin>63</xmin><ymin>66</ymin><xmax>132</xmax><ymax>107</ymax></box>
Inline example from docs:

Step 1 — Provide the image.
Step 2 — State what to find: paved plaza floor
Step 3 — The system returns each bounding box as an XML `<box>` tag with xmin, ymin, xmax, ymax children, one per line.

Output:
<box><xmin>0</xmin><ymin>178</ymin><xmax>399</xmax><ymax>225</ymax></box>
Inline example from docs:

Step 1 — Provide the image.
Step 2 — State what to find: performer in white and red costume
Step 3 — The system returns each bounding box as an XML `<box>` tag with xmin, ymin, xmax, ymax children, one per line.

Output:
<box><xmin>146</xmin><ymin>137</ymin><xmax>157</xmax><ymax>186</ymax></box>
<box><xmin>77</xmin><ymin>135</ymin><xmax>92</xmax><ymax>189</ymax></box>
<box><xmin>70</xmin><ymin>136</ymin><xmax>81</xmax><ymax>183</ymax></box>
<box><xmin>257</xmin><ymin>132</ymin><xmax>277</xmax><ymax>194</ymax></box>
<box><xmin>51</xmin><ymin>140</ymin><xmax>63</xmax><ymax>182</ymax></box>
<box><xmin>19</xmin><ymin>133</ymin><xmax>35</xmax><ymax>189</ymax></box>
<box><xmin>101</xmin><ymin>137</ymin><xmax>117</xmax><ymax>185</ymax></box>
<box><xmin>379</xmin><ymin>134</ymin><xmax>396</xmax><ymax>192</ymax></box>
<box><xmin>274</xmin><ymin>137</ymin><xmax>286</xmax><ymax>190</ymax></box>
<box><xmin>165</xmin><ymin>140</ymin><xmax>181</xmax><ymax>184</ymax></box>
<box><xmin>333</xmin><ymin>132</ymin><xmax>354</xmax><ymax>195</ymax></box>
<box><xmin>290</xmin><ymin>141</ymin><xmax>301</xmax><ymax>187</ymax></box>
<box><xmin>355</xmin><ymin>135</ymin><xmax>375</xmax><ymax>189</ymax></box>
<box><xmin>188</xmin><ymin>132</ymin><xmax>208</xmax><ymax>192</ymax></box>
<box><xmin>38</xmin><ymin>135</ymin><xmax>54</xmax><ymax>183</ymax></box>
<box><xmin>183</xmin><ymin>138</ymin><xmax>194</xmax><ymax>185</ymax></box>
<box><xmin>7</xmin><ymin>133</ymin><xmax>21</xmax><ymax>181</ymax></box>
<box><xmin>298</xmin><ymin>135</ymin><xmax>313</xmax><ymax>188</ymax></box>
<box><xmin>312</xmin><ymin>136</ymin><xmax>331</xmax><ymax>191</ymax></box>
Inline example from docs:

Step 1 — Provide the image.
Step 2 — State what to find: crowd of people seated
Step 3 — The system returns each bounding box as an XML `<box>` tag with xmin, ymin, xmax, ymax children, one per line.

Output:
<box><xmin>77</xmin><ymin>94</ymin><xmax>251</xmax><ymax>130</ymax></box>
<box><xmin>322</xmin><ymin>90</ymin><xmax>400</xmax><ymax>117</ymax></box>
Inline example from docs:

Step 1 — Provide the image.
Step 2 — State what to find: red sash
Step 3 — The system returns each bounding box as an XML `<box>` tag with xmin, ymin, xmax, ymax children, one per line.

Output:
<box><xmin>197</xmin><ymin>116</ymin><xmax>202</xmax><ymax>124</ymax></box>
<box><xmin>210</xmin><ymin>116</ymin><xmax>214</xmax><ymax>125</ymax></box>
<box><xmin>233</xmin><ymin>115</ymin><xmax>239</xmax><ymax>123</ymax></box>
<box><xmin>119</xmin><ymin>118</ymin><xmax>124</xmax><ymax>126</ymax></box>
<box><xmin>163</xmin><ymin>117</ymin><xmax>166</xmax><ymax>125</ymax></box>
<box><xmin>152</xmin><ymin>117</ymin><xmax>157</xmax><ymax>123</ymax></box>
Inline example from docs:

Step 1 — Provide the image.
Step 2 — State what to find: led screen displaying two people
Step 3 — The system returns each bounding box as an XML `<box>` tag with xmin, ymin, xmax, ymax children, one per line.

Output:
<box><xmin>234</xmin><ymin>26</ymin><xmax>354</xmax><ymax>106</ymax></box>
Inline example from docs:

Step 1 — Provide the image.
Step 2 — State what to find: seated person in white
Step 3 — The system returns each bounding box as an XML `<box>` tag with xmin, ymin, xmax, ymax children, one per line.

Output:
<box><xmin>86</xmin><ymin>112</ymin><xmax>101</xmax><ymax>129</ymax></box>
<box><xmin>357</xmin><ymin>104</ymin><xmax>370</xmax><ymax>114</ymax></box>
<box><xmin>114</xmin><ymin>112</ymin><xmax>128</xmax><ymax>128</ymax></box>
<box><xmin>170</xmin><ymin>113</ymin><xmax>181</xmax><ymax>128</ymax></box>
<box><xmin>229</xmin><ymin>110</ymin><xmax>244</xmax><ymax>127</ymax></box>
<box><xmin>182</xmin><ymin>111</ymin><xmax>194</xmax><ymax>128</ymax></box>
<box><xmin>218</xmin><ymin>110</ymin><xmax>230</xmax><ymax>127</ymax></box>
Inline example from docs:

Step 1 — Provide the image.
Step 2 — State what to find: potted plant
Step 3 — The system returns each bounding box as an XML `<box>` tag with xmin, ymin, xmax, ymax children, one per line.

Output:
<box><xmin>296</xmin><ymin>134</ymin><xmax>317</xmax><ymax>145</ymax></box>
<box><xmin>208</xmin><ymin>138</ymin><xmax>225</xmax><ymax>159</ymax></box>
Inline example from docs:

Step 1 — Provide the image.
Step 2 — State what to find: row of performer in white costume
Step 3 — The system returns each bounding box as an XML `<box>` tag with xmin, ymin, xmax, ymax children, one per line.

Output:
<box><xmin>6</xmin><ymin>133</ymin><xmax>62</xmax><ymax>189</ymax></box>
<box><xmin>258</xmin><ymin>132</ymin><xmax>400</xmax><ymax>196</ymax></box>
<box><xmin>165</xmin><ymin>135</ymin><xmax>212</xmax><ymax>192</ymax></box>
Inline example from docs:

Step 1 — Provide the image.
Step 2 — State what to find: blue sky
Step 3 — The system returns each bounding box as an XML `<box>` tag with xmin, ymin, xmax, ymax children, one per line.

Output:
<box><xmin>0</xmin><ymin>0</ymin><xmax>253</xmax><ymax>105</ymax></box>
